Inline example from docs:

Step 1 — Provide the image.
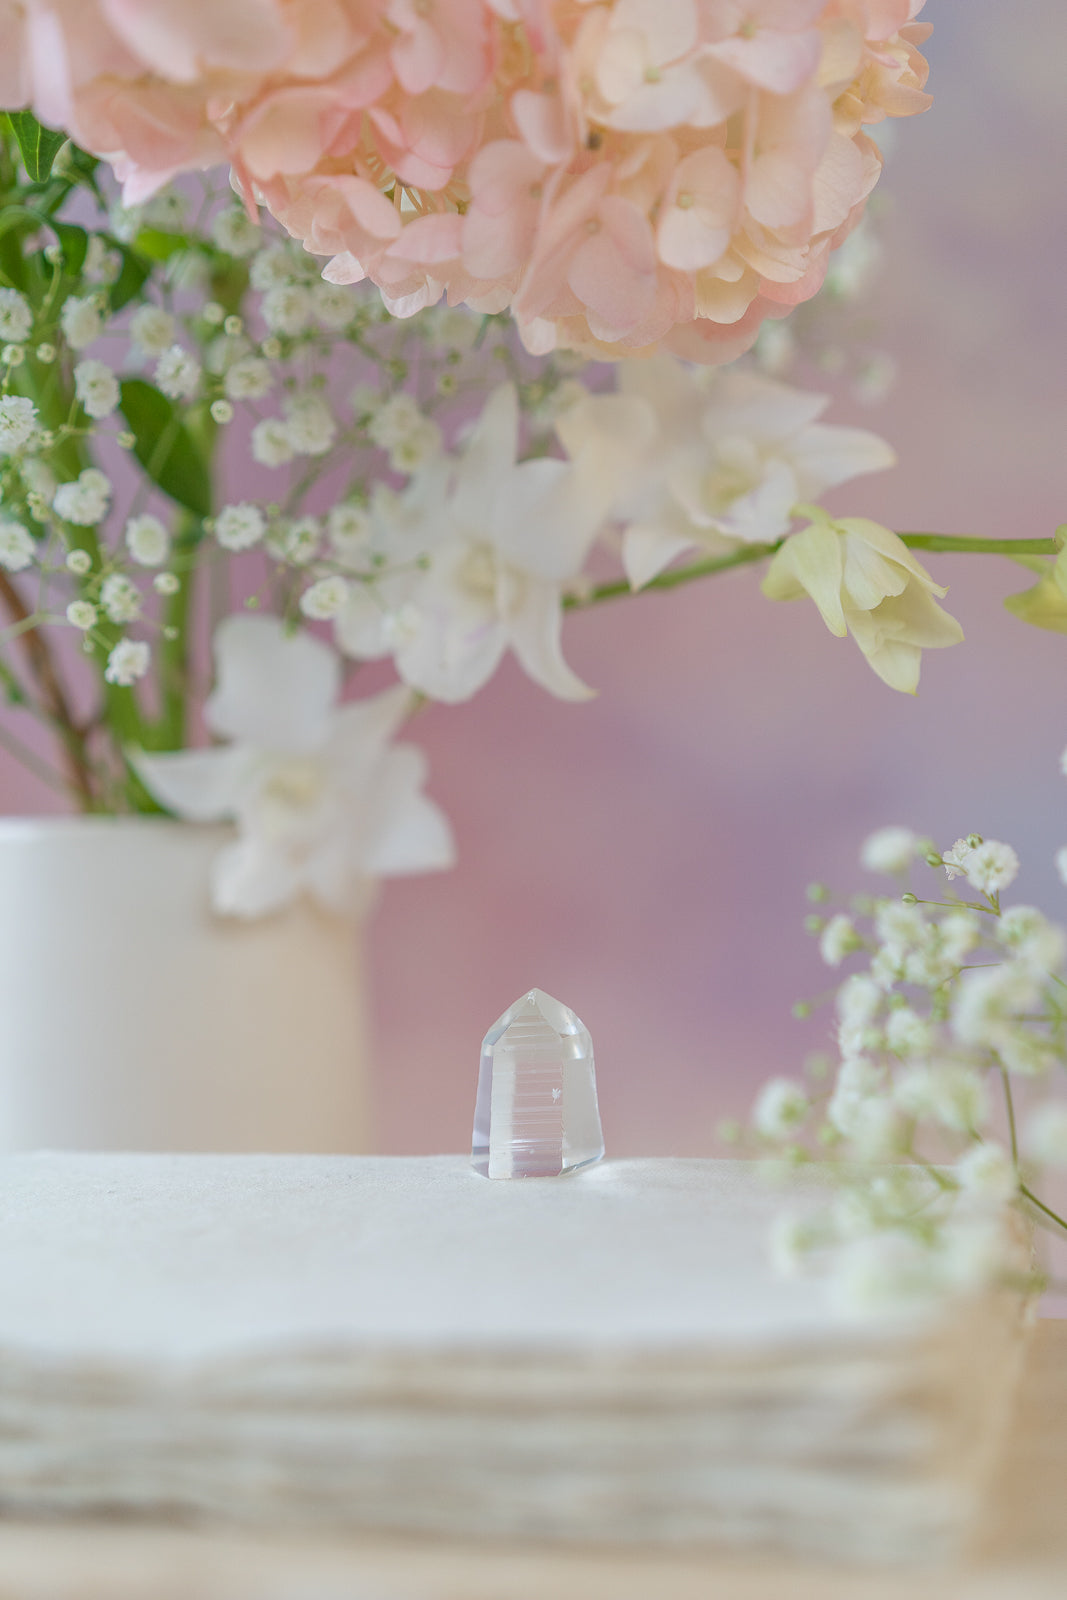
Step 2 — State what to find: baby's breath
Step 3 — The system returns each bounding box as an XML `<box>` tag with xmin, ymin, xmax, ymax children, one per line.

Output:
<box><xmin>744</xmin><ymin>824</ymin><xmax>1067</xmax><ymax>1314</ymax></box>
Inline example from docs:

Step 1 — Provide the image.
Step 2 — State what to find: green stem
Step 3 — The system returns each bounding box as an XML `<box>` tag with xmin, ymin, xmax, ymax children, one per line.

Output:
<box><xmin>566</xmin><ymin>534</ymin><xmax>1061</xmax><ymax>611</ymax></box>
<box><xmin>999</xmin><ymin>1061</ymin><xmax>1019</xmax><ymax>1165</ymax></box>
<box><xmin>899</xmin><ymin>535</ymin><xmax>1058</xmax><ymax>555</ymax></box>
<box><xmin>153</xmin><ymin>510</ymin><xmax>203</xmax><ymax>751</ymax></box>
<box><xmin>0</xmin><ymin>569</ymin><xmax>95</xmax><ymax>807</ymax></box>
<box><xmin>565</xmin><ymin>542</ymin><xmax>775</xmax><ymax>610</ymax></box>
<box><xmin>1020</xmin><ymin>1184</ymin><xmax>1067</xmax><ymax>1236</ymax></box>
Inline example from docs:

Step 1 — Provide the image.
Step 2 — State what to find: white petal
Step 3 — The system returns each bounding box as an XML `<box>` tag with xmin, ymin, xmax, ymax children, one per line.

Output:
<box><xmin>554</xmin><ymin>394</ymin><xmax>659</xmax><ymax>556</ymax></box>
<box><xmin>394</xmin><ymin>552</ymin><xmax>508</xmax><ymax>703</ymax></box>
<box><xmin>617</xmin><ymin>354</ymin><xmax>700</xmax><ymax>431</ymax></box>
<box><xmin>131</xmin><ymin>745</ymin><xmax>256</xmax><ymax>821</ymax></box>
<box><xmin>359</xmin><ymin>745</ymin><xmax>456</xmax><ymax>876</ymax></box>
<box><xmin>711</xmin><ymin>459</ymin><xmax>798</xmax><ymax>543</ymax></box>
<box><xmin>209</xmin><ymin>836</ymin><xmax>303</xmax><ymax>918</ymax></box>
<box><xmin>789</xmin><ymin>423</ymin><xmax>896</xmax><ymax>498</ymax></box>
<box><xmin>762</xmin><ymin>522</ymin><xmax>847</xmax><ymax>636</ymax></box>
<box><xmin>622</xmin><ymin>523</ymin><xmax>696</xmax><ymax>589</ymax></box>
<box><xmin>491</xmin><ymin>457</ymin><xmax>605</xmax><ymax>582</ymax></box>
<box><xmin>303</xmin><ymin>835</ymin><xmax>377</xmax><ymax>919</ymax></box>
<box><xmin>450</xmin><ymin>383</ymin><xmax>519</xmax><ymax>534</ymax></box>
<box><xmin>701</xmin><ymin>370</ymin><xmax>827</xmax><ymax>442</ymax></box>
<box><xmin>842</xmin><ymin>534</ymin><xmax>908</xmax><ymax>610</ymax></box>
<box><xmin>326</xmin><ymin>687</ymin><xmax>414</xmax><ymax>787</ymax></box>
<box><xmin>334</xmin><ymin>586</ymin><xmax>393</xmax><ymax>660</ymax></box>
<box><xmin>508</xmin><ymin>578</ymin><xmax>595</xmax><ymax>701</ymax></box>
<box><xmin>836</xmin><ymin>517</ymin><xmax>947</xmax><ymax>595</ymax></box>
<box><xmin>206</xmin><ymin>615</ymin><xmax>340</xmax><ymax>753</ymax></box>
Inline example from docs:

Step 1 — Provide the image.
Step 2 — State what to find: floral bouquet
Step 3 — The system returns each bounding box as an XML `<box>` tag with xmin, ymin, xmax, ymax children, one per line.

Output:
<box><xmin>2</xmin><ymin>0</ymin><xmax>1066</xmax><ymax>1295</ymax></box>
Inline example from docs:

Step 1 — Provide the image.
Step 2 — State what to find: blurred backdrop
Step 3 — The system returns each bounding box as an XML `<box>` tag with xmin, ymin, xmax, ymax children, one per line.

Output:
<box><xmin>3</xmin><ymin>1</ymin><xmax>1064</xmax><ymax>1157</ymax></box>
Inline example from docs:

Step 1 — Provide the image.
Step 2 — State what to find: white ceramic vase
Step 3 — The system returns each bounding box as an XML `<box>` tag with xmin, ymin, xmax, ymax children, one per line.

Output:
<box><xmin>0</xmin><ymin>818</ymin><xmax>370</xmax><ymax>1152</ymax></box>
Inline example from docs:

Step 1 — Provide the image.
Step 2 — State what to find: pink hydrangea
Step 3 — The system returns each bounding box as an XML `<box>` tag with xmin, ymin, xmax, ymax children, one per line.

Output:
<box><xmin>3</xmin><ymin>0</ymin><xmax>932</xmax><ymax>359</ymax></box>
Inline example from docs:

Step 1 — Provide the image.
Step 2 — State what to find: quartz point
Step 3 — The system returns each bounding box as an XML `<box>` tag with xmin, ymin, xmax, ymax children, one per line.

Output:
<box><xmin>472</xmin><ymin>988</ymin><xmax>604</xmax><ymax>1179</ymax></box>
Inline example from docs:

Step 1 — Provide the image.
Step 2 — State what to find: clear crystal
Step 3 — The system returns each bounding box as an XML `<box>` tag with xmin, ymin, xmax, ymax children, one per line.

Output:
<box><xmin>472</xmin><ymin>988</ymin><xmax>604</xmax><ymax>1179</ymax></box>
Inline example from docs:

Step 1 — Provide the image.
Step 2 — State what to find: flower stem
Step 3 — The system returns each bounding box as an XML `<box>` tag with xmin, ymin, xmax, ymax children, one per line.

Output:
<box><xmin>564</xmin><ymin>542</ymin><xmax>775</xmax><ymax>609</ymax></box>
<box><xmin>565</xmin><ymin>534</ymin><xmax>1061</xmax><ymax>611</ymax></box>
<box><xmin>0</xmin><ymin>569</ymin><xmax>95</xmax><ymax>806</ymax></box>
<box><xmin>999</xmin><ymin>1061</ymin><xmax>1019</xmax><ymax>1165</ymax></box>
<box><xmin>1020</xmin><ymin>1184</ymin><xmax>1067</xmax><ymax>1235</ymax></box>
<box><xmin>899</xmin><ymin>534</ymin><xmax>1058</xmax><ymax>555</ymax></box>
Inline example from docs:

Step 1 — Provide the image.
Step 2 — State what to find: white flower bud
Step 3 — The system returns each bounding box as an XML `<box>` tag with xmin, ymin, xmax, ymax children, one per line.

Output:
<box><xmin>874</xmin><ymin>900</ymin><xmax>926</xmax><ymax>952</ymax></box>
<box><xmin>819</xmin><ymin>913</ymin><xmax>859</xmax><ymax>968</ymax></box>
<box><xmin>83</xmin><ymin>235</ymin><xmax>121</xmax><ymax>285</ymax></box>
<box><xmin>223</xmin><ymin>357</ymin><xmax>273</xmax><ymax>402</ymax></box>
<box><xmin>836</xmin><ymin>973</ymin><xmax>883</xmax><ymax>1027</ymax></box>
<box><xmin>60</xmin><ymin>295</ymin><xmax>103</xmax><ymax>351</ymax></box>
<box><xmin>955</xmin><ymin>1142</ymin><xmax>1016</xmax><ymax>1205</ymax></box>
<box><xmin>964</xmin><ymin>840</ymin><xmax>1019</xmax><ymax>896</ymax></box>
<box><xmin>283</xmin><ymin>392</ymin><xmax>336</xmax><ymax>456</ymax></box>
<box><xmin>861</xmin><ymin>828</ymin><xmax>918</xmax><ymax>875</ymax></box>
<box><xmin>129</xmin><ymin>305</ymin><xmax>176</xmax><ymax>356</ymax></box>
<box><xmin>74</xmin><ymin>358</ymin><xmax>120</xmax><ymax>419</ymax></box>
<box><xmin>250</xmin><ymin>418</ymin><xmax>294</xmax><ymax>467</ymax></box>
<box><xmin>101</xmin><ymin>573</ymin><xmax>142</xmax><ymax>624</ymax></box>
<box><xmin>752</xmin><ymin>1078</ymin><xmax>808</xmax><ymax>1141</ymax></box>
<box><xmin>215</xmin><ymin>503</ymin><xmax>266</xmax><ymax>552</ymax></box>
<box><xmin>0</xmin><ymin>395</ymin><xmax>40</xmax><ymax>455</ymax></box>
<box><xmin>328</xmin><ymin>503</ymin><xmax>373</xmax><ymax>567</ymax></box>
<box><xmin>0</xmin><ymin>287</ymin><xmax>32</xmax><ymax>344</ymax></box>
<box><xmin>53</xmin><ymin>469</ymin><xmax>111</xmax><ymax>526</ymax></box>
<box><xmin>389</xmin><ymin>419</ymin><xmax>442</xmax><ymax>476</ymax></box>
<box><xmin>952</xmin><ymin>962</ymin><xmax>1039</xmax><ymax>1052</ymax></box>
<box><xmin>0</xmin><ymin>519</ymin><xmax>35</xmax><ymax>571</ymax></box>
<box><xmin>300</xmin><ymin>576</ymin><xmax>351</xmax><ymax>620</ymax></box>
<box><xmin>311</xmin><ymin>281</ymin><xmax>355</xmax><ymax>330</ymax></box>
<box><xmin>261</xmin><ymin>284</ymin><xmax>313</xmax><ymax>336</ymax></box>
<box><xmin>66</xmin><ymin>549</ymin><xmax>92</xmax><ymax>575</ymax></box>
<box><xmin>125</xmin><ymin>514</ymin><xmax>170</xmax><ymax>568</ymax></box>
<box><xmin>367</xmin><ymin>393</ymin><xmax>423</xmax><ymax>449</ymax></box>
<box><xmin>66</xmin><ymin>600</ymin><xmax>97</xmax><ymax>630</ymax></box>
<box><xmin>269</xmin><ymin>515</ymin><xmax>321</xmax><ymax>567</ymax></box>
<box><xmin>211</xmin><ymin>209</ymin><xmax>261</xmax><ymax>257</ymax></box>
<box><xmin>155</xmin><ymin>345</ymin><xmax>200</xmax><ymax>401</ymax></box>
<box><xmin>104</xmin><ymin>638</ymin><xmax>150</xmax><ymax>685</ymax></box>
<box><xmin>997</xmin><ymin>906</ymin><xmax>1066</xmax><ymax>973</ymax></box>
<box><xmin>885</xmin><ymin>1006</ymin><xmax>933</xmax><ymax>1058</ymax></box>
<box><xmin>895</xmin><ymin>1061</ymin><xmax>989</xmax><ymax>1135</ymax></box>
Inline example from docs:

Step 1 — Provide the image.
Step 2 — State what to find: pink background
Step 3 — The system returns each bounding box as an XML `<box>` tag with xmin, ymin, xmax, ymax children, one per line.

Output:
<box><xmin>3</xmin><ymin>2</ymin><xmax>1065</xmax><ymax>1158</ymax></box>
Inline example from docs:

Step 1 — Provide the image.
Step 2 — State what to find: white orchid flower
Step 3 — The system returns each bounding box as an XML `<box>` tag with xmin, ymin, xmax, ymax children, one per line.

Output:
<box><xmin>332</xmin><ymin>465</ymin><xmax>451</xmax><ymax>662</ymax></box>
<box><xmin>391</xmin><ymin>383</ymin><xmax>642</xmax><ymax>704</ymax></box>
<box><xmin>762</xmin><ymin>512</ymin><xmax>964</xmax><ymax>694</ymax></box>
<box><xmin>133</xmin><ymin>616</ymin><xmax>455</xmax><ymax>918</ymax></box>
<box><xmin>558</xmin><ymin>355</ymin><xmax>896</xmax><ymax>589</ymax></box>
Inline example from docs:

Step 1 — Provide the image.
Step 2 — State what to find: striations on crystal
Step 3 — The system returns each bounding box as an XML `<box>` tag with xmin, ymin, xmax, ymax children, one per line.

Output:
<box><xmin>472</xmin><ymin>988</ymin><xmax>604</xmax><ymax>1179</ymax></box>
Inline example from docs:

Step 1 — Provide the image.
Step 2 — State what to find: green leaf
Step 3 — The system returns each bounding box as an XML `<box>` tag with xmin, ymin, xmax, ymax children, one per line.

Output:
<box><xmin>51</xmin><ymin>220</ymin><xmax>88</xmax><ymax>277</ymax></box>
<box><xmin>107</xmin><ymin>241</ymin><xmax>151</xmax><ymax>312</ymax></box>
<box><xmin>118</xmin><ymin>380</ymin><xmax>211</xmax><ymax>519</ymax></box>
<box><xmin>133</xmin><ymin>228</ymin><xmax>189</xmax><ymax>262</ymax></box>
<box><xmin>5</xmin><ymin>111</ymin><xmax>67</xmax><ymax>182</ymax></box>
<box><xmin>0</xmin><ymin>204</ymin><xmax>38</xmax><ymax>245</ymax></box>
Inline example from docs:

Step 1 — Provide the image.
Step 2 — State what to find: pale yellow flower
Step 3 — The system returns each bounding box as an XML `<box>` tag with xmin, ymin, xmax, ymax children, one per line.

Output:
<box><xmin>762</xmin><ymin>513</ymin><xmax>963</xmax><ymax>693</ymax></box>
